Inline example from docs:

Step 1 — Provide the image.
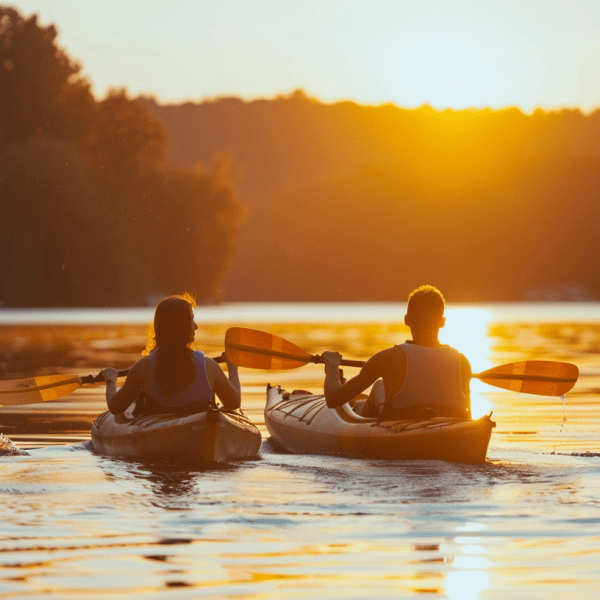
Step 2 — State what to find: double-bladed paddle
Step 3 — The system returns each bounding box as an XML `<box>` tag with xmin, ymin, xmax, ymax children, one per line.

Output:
<box><xmin>224</xmin><ymin>327</ymin><xmax>579</xmax><ymax>397</ymax></box>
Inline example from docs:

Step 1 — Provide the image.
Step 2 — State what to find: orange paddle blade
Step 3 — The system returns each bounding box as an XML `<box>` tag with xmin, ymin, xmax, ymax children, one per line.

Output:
<box><xmin>0</xmin><ymin>374</ymin><xmax>83</xmax><ymax>405</ymax></box>
<box><xmin>225</xmin><ymin>327</ymin><xmax>313</xmax><ymax>370</ymax></box>
<box><xmin>0</xmin><ymin>369</ymin><xmax>130</xmax><ymax>406</ymax></box>
<box><xmin>474</xmin><ymin>360</ymin><xmax>578</xmax><ymax>396</ymax></box>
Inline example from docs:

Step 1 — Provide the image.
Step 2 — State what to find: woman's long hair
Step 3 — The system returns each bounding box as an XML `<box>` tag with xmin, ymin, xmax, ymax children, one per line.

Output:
<box><xmin>143</xmin><ymin>294</ymin><xmax>197</xmax><ymax>396</ymax></box>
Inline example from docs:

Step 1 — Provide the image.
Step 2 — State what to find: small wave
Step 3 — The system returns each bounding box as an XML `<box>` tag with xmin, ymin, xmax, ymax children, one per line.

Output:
<box><xmin>0</xmin><ymin>433</ymin><xmax>27</xmax><ymax>456</ymax></box>
<box><xmin>547</xmin><ymin>451</ymin><xmax>600</xmax><ymax>458</ymax></box>
<box><xmin>567</xmin><ymin>452</ymin><xmax>600</xmax><ymax>458</ymax></box>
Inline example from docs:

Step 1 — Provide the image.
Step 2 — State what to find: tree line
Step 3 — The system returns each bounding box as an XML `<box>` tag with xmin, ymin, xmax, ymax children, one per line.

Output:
<box><xmin>0</xmin><ymin>7</ymin><xmax>243</xmax><ymax>307</ymax></box>
<box><xmin>140</xmin><ymin>92</ymin><xmax>600</xmax><ymax>302</ymax></box>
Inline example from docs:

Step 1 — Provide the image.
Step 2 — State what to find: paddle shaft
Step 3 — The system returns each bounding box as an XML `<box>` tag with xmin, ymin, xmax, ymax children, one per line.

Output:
<box><xmin>472</xmin><ymin>371</ymin><xmax>576</xmax><ymax>383</ymax></box>
<box><xmin>226</xmin><ymin>341</ymin><xmax>364</xmax><ymax>368</ymax></box>
<box><xmin>79</xmin><ymin>369</ymin><xmax>131</xmax><ymax>386</ymax></box>
<box><xmin>330</xmin><ymin>358</ymin><xmax>573</xmax><ymax>385</ymax></box>
<box><xmin>0</xmin><ymin>356</ymin><xmax>227</xmax><ymax>404</ymax></box>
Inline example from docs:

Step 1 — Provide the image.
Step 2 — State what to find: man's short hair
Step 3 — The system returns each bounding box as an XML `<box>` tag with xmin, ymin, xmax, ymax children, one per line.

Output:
<box><xmin>406</xmin><ymin>285</ymin><xmax>445</xmax><ymax>326</ymax></box>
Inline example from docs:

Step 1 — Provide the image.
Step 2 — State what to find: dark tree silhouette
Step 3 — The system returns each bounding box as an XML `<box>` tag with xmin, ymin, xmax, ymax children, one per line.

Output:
<box><xmin>0</xmin><ymin>8</ymin><xmax>94</xmax><ymax>148</ymax></box>
<box><xmin>0</xmin><ymin>7</ymin><xmax>244</xmax><ymax>307</ymax></box>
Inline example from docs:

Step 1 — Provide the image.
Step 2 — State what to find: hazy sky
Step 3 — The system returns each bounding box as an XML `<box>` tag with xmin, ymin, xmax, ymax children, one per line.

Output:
<box><xmin>10</xmin><ymin>0</ymin><xmax>600</xmax><ymax>112</ymax></box>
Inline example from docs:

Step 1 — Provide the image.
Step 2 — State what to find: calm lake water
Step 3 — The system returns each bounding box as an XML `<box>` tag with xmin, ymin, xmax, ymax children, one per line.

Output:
<box><xmin>1</xmin><ymin>302</ymin><xmax>599</xmax><ymax>599</ymax></box>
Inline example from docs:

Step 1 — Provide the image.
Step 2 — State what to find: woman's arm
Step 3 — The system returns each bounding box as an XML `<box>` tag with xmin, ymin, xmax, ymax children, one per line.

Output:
<box><xmin>205</xmin><ymin>355</ymin><xmax>241</xmax><ymax>410</ymax></box>
<box><xmin>101</xmin><ymin>358</ymin><xmax>149</xmax><ymax>414</ymax></box>
<box><xmin>223</xmin><ymin>353</ymin><xmax>240</xmax><ymax>395</ymax></box>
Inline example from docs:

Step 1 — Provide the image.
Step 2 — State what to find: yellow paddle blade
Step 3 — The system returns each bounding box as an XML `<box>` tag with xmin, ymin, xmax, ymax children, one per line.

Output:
<box><xmin>225</xmin><ymin>327</ymin><xmax>313</xmax><ymax>370</ymax></box>
<box><xmin>474</xmin><ymin>360</ymin><xmax>578</xmax><ymax>396</ymax></box>
<box><xmin>0</xmin><ymin>374</ymin><xmax>83</xmax><ymax>405</ymax></box>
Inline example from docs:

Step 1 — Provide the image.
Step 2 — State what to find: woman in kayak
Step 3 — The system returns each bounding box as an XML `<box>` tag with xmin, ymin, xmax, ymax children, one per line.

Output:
<box><xmin>322</xmin><ymin>285</ymin><xmax>471</xmax><ymax>420</ymax></box>
<box><xmin>101</xmin><ymin>295</ymin><xmax>241</xmax><ymax>415</ymax></box>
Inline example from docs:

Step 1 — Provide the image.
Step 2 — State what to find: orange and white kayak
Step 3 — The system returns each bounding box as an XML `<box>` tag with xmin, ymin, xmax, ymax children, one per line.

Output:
<box><xmin>265</xmin><ymin>385</ymin><xmax>495</xmax><ymax>464</ymax></box>
<box><xmin>92</xmin><ymin>407</ymin><xmax>261</xmax><ymax>464</ymax></box>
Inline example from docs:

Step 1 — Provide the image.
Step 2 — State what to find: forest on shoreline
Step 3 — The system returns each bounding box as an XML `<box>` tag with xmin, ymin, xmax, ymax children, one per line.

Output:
<box><xmin>140</xmin><ymin>92</ymin><xmax>600</xmax><ymax>302</ymax></box>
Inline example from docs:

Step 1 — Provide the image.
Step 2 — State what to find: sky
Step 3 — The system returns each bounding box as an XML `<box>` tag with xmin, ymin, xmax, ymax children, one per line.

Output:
<box><xmin>9</xmin><ymin>0</ymin><xmax>600</xmax><ymax>112</ymax></box>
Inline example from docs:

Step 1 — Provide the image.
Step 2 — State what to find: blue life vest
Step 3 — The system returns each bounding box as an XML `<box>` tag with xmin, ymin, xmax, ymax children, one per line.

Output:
<box><xmin>133</xmin><ymin>350</ymin><xmax>216</xmax><ymax>416</ymax></box>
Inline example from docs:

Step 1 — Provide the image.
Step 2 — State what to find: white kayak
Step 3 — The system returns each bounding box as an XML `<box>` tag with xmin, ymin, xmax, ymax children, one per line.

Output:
<box><xmin>265</xmin><ymin>385</ymin><xmax>495</xmax><ymax>464</ymax></box>
<box><xmin>92</xmin><ymin>406</ymin><xmax>261</xmax><ymax>464</ymax></box>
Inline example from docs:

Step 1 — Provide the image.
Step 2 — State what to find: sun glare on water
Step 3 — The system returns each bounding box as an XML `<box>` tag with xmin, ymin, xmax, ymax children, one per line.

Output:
<box><xmin>440</xmin><ymin>307</ymin><xmax>494</xmax><ymax>418</ymax></box>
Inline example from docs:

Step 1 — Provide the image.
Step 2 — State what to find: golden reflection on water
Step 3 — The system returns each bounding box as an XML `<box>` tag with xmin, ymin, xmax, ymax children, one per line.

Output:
<box><xmin>445</xmin><ymin>522</ymin><xmax>492</xmax><ymax>600</ymax></box>
<box><xmin>446</xmin><ymin>569</ymin><xmax>490</xmax><ymax>600</ymax></box>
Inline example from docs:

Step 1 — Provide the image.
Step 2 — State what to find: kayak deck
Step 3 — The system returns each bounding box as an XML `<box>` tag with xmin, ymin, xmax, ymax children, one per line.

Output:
<box><xmin>265</xmin><ymin>385</ymin><xmax>495</xmax><ymax>463</ymax></box>
<box><xmin>92</xmin><ymin>407</ymin><xmax>261</xmax><ymax>464</ymax></box>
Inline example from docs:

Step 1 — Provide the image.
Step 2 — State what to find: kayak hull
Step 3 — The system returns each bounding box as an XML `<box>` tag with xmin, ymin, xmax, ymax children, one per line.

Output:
<box><xmin>91</xmin><ymin>407</ymin><xmax>261</xmax><ymax>464</ymax></box>
<box><xmin>265</xmin><ymin>385</ymin><xmax>495</xmax><ymax>464</ymax></box>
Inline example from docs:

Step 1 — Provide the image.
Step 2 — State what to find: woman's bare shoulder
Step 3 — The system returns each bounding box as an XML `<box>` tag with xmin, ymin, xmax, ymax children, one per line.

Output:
<box><xmin>203</xmin><ymin>355</ymin><xmax>222</xmax><ymax>374</ymax></box>
<box><xmin>127</xmin><ymin>356</ymin><xmax>152</xmax><ymax>378</ymax></box>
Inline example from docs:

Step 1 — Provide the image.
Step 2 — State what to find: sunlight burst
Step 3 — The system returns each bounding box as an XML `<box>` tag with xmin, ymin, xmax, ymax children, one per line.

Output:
<box><xmin>440</xmin><ymin>307</ymin><xmax>494</xmax><ymax>418</ymax></box>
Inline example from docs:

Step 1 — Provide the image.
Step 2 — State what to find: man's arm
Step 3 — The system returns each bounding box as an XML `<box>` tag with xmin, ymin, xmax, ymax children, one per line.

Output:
<box><xmin>323</xmin><ymin>351</ymin><xmax>383</xmax><ymax>409</ymax></box>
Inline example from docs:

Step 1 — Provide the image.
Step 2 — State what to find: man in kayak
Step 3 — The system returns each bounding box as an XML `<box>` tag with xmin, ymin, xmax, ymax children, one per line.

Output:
<box><xmin>322</xmin><ymin>285</ymin><xmax>471</xmax><ymax>420</ymax></box>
